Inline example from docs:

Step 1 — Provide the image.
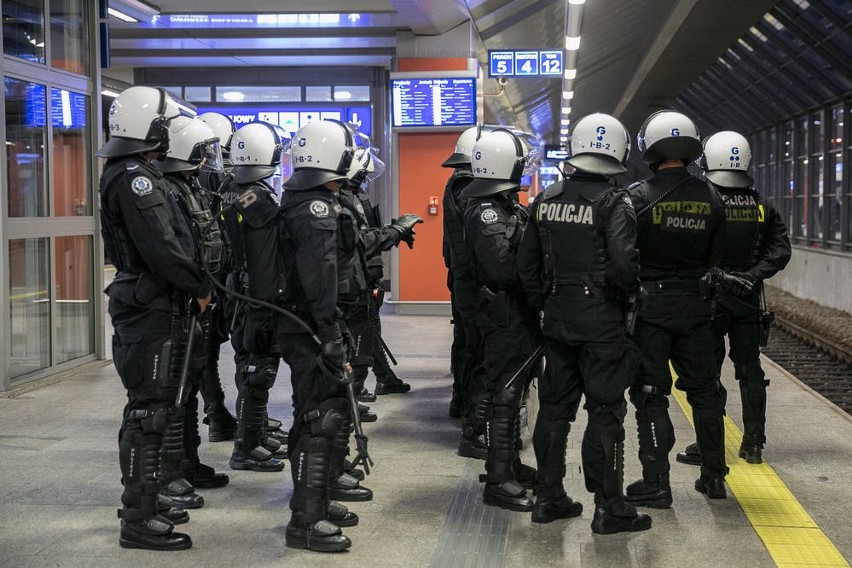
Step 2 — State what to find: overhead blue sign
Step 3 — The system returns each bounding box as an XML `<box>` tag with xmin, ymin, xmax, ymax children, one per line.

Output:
<box><xmin>196</xmin><ymin>104</ymin><xmax>372</xmax><ymax>137</ymax></box>
<box><xmin>514</xmin><ymin>51</ymin><xmax>539</xmax><ymax>76</ymax></box>
<box><xmin>487</xmin><ymin>49</ymin><xmax>563</xmax><ymax>78</ymax></box>
<box><xmin>489</xmin><ymin>51</ymin><xmax>514</xmax><ymax>76</ymax></box>
<box><xmin>539</xmin><ymin>51</ymin><xmax>563</xmax><ymax>76</ymax></box>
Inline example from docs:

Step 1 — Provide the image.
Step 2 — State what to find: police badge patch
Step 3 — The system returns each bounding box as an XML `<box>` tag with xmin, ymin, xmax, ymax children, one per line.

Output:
<box><xmin>480</xmin><ymin>208</ymin><xmax>499</xmax><ymax>225</ymax></box>
<box><xmin>309</xmin><ymin>200</ymin><xmax>330</xmax><ymax>218</ymax></box>
<box><xmin>131</xmin><ymin>176</ymin><xmax>153</xmax><ymax>196</ymax></box>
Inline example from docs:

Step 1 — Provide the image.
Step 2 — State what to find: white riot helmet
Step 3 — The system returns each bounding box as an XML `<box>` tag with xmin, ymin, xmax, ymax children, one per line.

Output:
<box><xmin>155</xmin><ymin>116</ymin><xmax>223</xmax><ymax>174</ymax></box>
<box><xmin>701</xmin><ymin>131</ymin><xmax>754</xmax><ymax>189</ymax></box>
<box><xmin>230</xmin><ymin>122</ymin><xmax>286</xmax><ymax>184</ymax></box>
<box><xmin>566</xmin><ymin>113</ymin><xmax>630</xmax><ymax>177</ymax></box>
<box><xmin>97</xmin><ymin>86</ymin><xmax>196</xmax><ymax>158</ymax></box>
<box><xmin>637</xmin><ymin>110</ymin><xmax>702</xmax><ymax>167</ymax></box>
<box><xmin>442</xmin><ymin>126</ymin><xmax>479</xmax><ymax>168</ymax></box>
<box><xmin>463</xmin><ymin>129</ymin><xmax>527</xmax><ymax>197</ymax></box>
<box><xmin>198</xmin><ymin>112</ymin><xmax>236</xmax><ymax>155</ymax></box>
<box><xmin>285</xmin><ymin>119</ymin><xmax>355</xmax><ymax>191</ymax></box>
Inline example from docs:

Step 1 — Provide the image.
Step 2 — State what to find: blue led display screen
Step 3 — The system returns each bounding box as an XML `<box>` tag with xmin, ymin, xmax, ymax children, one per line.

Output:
<box><xmin>488</xmin><ymin>49</ymin><xmax>563</xmax><ymax>78</ymax></box>
<box><xmin>196</xmin><ymin>105</ymin><xmax>372</xmax><ymax>137</ymax></box>
<box><xmin>391</xmin><ymin>77</ymin><xmax>476</xmax><ymax>128</ymax></box>
<box><xmin>25</xmin><ymin>87</ymin><xmax>87</xmax><ymax>129</ymax></box>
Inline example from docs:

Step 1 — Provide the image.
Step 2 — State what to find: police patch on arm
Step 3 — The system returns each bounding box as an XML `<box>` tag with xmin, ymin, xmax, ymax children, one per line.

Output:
<box><xmin>310</xmin><ymin>200</ymin><xmax>330</xmax><ymax>218</ymax></box>
<box><xmin>131</xmin><ymin>176</ymin><xmax>153</xmax><ymax>196</ymax></box>
<box><xmin>480</xmin><ymin>208</ymin><xmax>499</xmax><ymax>225</ymax></box>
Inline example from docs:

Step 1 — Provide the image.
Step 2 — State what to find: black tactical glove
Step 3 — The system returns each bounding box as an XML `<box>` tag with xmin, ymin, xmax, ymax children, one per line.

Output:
<box><xmin>391</xmin><ymin>214</ymin><xmax>424</xmax><ymax>249</ymax></box>
<box><xmin>725</xmin><ymin>271</ymin><xmax>756</xmax><ymax>296</ymax></box>
<box><xmin>321</xmin><ymin>338</ymin><xmax>347</xmax><ymax>369</ymax></box>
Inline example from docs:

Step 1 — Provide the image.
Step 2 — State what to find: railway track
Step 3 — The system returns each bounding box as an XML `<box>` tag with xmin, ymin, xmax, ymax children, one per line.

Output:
<box><xmin>762</xmin><ymin>315</ymin><xmax>852</xmax><ymax>415</ymax></box>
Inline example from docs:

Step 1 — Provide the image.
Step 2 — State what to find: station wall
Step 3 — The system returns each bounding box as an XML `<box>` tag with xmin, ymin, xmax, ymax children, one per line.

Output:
<box><xmin>769</xmin><ymin>246</ymin><xmax>852</xmax><ymax>315</ymax></box>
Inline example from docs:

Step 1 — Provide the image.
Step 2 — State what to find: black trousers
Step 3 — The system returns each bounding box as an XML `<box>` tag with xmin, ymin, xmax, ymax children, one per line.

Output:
<box><xmin>629</xmin><ymin>288</ymin><xmax>727</xmax><ymax>478</ymax></box>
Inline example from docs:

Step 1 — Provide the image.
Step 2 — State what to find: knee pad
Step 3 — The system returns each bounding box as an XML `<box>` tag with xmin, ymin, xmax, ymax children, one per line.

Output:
<box><xmin>133</xmin><ymin>406</ymin><xmax>170</xmax><ymax>435</ymax></box>
<box><xmin>307</xmin><ymin>398</ymin><xmax>349</xmax><ymax>438</ymax></box>
<box><xmin>629</xmin><ymin>385</ymin><xmax>668</xmax><ymax>412</ymax></box>
<box><xmin>587</xmin><ymin>399</ymin><xmax>627</xmax><ymax>427</ymax></box>
<box><xmin>492</xmin><ymin>381</ymin><xmax>525</xmax><ymax>409</ymax></box>
<box><xmin>246</xmin><ymin>358</ymin><xmax>279</xmax><ymax>390</ymax></box>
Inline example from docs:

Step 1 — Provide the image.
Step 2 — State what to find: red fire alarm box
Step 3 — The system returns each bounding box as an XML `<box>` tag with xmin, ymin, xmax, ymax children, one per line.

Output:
<box><xmin>428</xmin><ymin>196</ymin><xmax>439</xmax><ymax>215</ymax></box>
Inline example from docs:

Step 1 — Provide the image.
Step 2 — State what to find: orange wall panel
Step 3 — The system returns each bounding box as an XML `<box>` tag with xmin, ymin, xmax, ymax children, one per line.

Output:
<box><xmin>397</xmin><ymin>133</ymin><xmax>456</xmax><ymax>302</ymax></box>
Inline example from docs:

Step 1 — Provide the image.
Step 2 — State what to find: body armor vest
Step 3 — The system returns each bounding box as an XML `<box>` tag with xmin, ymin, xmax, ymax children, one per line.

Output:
<box><xmin>717</xmin><ymin>188</ymin><xmax>763</xmax><ymax>271</ymax></box>
<box><xmin>166</xmin><ymin>175</ymin><xmax>225</xmax><ymax>275</ymax></box>
<box><xmin>443</xmin><ymin>170</ymin><xmax>475</xmax><ymax>280</ymax></box>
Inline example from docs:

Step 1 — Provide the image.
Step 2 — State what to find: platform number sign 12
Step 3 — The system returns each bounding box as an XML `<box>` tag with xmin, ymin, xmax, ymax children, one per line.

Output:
<box><xmin>539</xmin><ymin>51</ymin><xmax>562</xmax><ymax>76</ymax></box>
<box><xmin>488</xmin><ymin>49</ymin><xmax>563</xmax><ymax>78</ymax></box>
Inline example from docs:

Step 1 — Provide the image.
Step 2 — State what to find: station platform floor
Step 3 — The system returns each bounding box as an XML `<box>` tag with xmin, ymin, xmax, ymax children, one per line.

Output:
<box><xmin>1</xmin><ymin>310</ymin><xmax>851</xmax><ymax>567</ymax></box>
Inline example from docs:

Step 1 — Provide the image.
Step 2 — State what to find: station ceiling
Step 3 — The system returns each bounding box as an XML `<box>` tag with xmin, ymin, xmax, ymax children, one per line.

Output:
<box><xmin>107</xmin><ymin>0</ymin><xmax>823</xmax><ymax>142</ymax></box>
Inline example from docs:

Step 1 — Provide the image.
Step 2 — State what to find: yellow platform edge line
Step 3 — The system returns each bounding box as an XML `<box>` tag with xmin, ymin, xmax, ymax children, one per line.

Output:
<box><xmin>668</xmin><ymin>367</ymin><xmax>850</xmax><ymax>568</ymax></box>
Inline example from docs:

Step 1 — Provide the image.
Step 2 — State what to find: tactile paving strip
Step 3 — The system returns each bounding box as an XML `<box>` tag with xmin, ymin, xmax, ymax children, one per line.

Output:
<box><xmin>670</xmin><ymin>367</ymin><xmax>850</xmax><ymax>568</ymax></box>
<box><xmin>431</xmin><ymin>459</ymin><xmax>512</xmax><ymax>568</ymax></box>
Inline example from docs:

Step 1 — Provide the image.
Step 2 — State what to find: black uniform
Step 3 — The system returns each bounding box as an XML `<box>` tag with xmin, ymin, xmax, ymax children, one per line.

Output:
<box><xmin>443</xmin><ymin>169</ymin><xmax>490</xmax><ymax>443</ymax></box>
<box><xmin>628</xmin><ymin>167</ymin><xmax>727</xmax><ymax>485</ymax></box>
<box><xmin>219</xmin><ymin>180</ymin><xmax>286</xmax><ymax>467</ymax></box>
<box><xmin>149</xmin><ymin>172</ymin><xmax>226</xmax><ymax>507</ymax></box>
<box><xmin>337</xmin><ymin>186</ymin><xmax>399</xmax><ymax>396</ymax></box>
<box><xmin>196</xmin><ymin>161</ymin><xmax>239</xmax><ymax>439</ymax></box>
<box><xmin>100</xmin><ymin>156</ymin><xmax>211</xmax><ymax>531</ymax></box>
<box><xmin>517</xmin><ymin>173</ymin><xmax>640</xmax><ymax>512</ymax></box>
<box><xmin>712</xmin><ymin>186</ymin><xmax>791</xmax><ymax>451</ymax></box>
<box><xmin>464</xmin><ymin>191</ymin><xmax>538</xmax><ymax>507</ymax></box>
<box><xmin>279</xmin><ymin>188</ymin><xmax>352</xmax><ymax>529</ymax></box>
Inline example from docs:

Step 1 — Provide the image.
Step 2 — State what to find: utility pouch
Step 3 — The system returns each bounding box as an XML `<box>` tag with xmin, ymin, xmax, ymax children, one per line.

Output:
<box><xmin>759</xmin><ymin>310</ymin><xmax>775</xmax><ymax>347</ymax></box>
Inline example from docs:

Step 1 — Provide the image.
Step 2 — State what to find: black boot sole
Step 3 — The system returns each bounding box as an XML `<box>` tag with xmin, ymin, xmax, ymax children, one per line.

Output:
<box><xmin>675</xmin><ymin>452</ymin><xmax>701</xmax><ymax>466</ymax></box>
<box><xmin>482</xmin><ymin>493</ymin><xmax>534</xmax><ymax>512</ymax></box>
<box><xmin>328</xmin><ymin>490</ymin><xmax>373</xmax><ymax>502</ymax></box>
<box><xmin>284</xmin><ymin>535</ymin><xmax>351</xmax><ymax>552</ymax></box>
<box><xmin>192</xmin><ymin>475</ymin><xmax>230</xmax><ymax>489</ymax></box>
<box><xmin>457</xmin><ymin>441</ymin><xmax>487</xmax><ymax>460</ymax></box>
<box><xmin>229</xmin><ymin>459</ymin><xmax>285</xmax><ymax>472</ymax></box>
<box><xmin>591</xmin><ymin>517</ymin><xmax>653</xmax><ymax>535</ymax></box>
<box><xmin>738</xmin><ymin>448</ymin><xmax>763</xmax><ymax>464</ymax></box>
<box><xmin>695</xmin><ymin>480</ymin><xmax>727</xmax><ymax>499</ymax></box>
<box><xmin>208</xmin><ymin>431</ymin><xmax>236</xmax><ymax>443</ymax></box>
<box><xmin>623</xmin><ymin>495</ymin><xmax>672</xmax><ymax>509</ymax></box>
<box><xmin>119</xmin><ymin>537</ymin><xmax>192</xmax><ymax>551</ymax></box>
<box><xmin>531</xmin><ymin>502</ymin><xmax>583</xmax><ymax>523</ymax></box>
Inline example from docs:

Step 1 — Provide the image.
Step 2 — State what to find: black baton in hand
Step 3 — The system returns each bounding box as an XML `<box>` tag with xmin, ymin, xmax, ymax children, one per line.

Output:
<box><xmin>344</xmin><ymin>363</ymin><xmax>374</xmax><ymax>475</ymax></box>
<box><xmin>504</xmin><ymin>345</ymin><xmax>545</xmax><ymax>391</ymax></box>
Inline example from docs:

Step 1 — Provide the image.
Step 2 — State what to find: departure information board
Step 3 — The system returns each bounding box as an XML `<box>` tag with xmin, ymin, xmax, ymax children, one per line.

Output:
<box><xmin>391</xmin><ymin>77</ymin><xmax>476</xmax><ymax>128</ymax></box>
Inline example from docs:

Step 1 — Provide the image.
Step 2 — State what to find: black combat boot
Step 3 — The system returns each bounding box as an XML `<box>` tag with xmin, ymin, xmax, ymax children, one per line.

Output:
<box><xmin>625</xmin><ymin>473</ymin><xmax>671</xmax><ymax>509</ymax></box>
<box><xmin>373</xmin><ymin>343</ymin><xmax>410</xmax><ymax>395</ymax></box>
<box><xmin>156</xmin><ymin>496</ymin><xmax>189</xmax><ymax>525</ymax></box>
<box><xmin>159</xmin><ymin>407</ymin><xmax>204</xmax><ymax>510</ymax></box>
<box><xmin>458</xmin><ymin>397</ymin><xmax>489</xmax><ymax>459</ymax></box>
<box><xmin>532</xmin><ymin>492</ymin><xmax>583</xmax><ymax>524</ymax></box>
<box><xmin>182</xmin><ymin>397</ymin><xmax>229</xmax><ymax>489</ymax></box>
<box><xmin>358</xmin><ymin>403</ymin><xmax>377</xmax><ymax>423</ymax></box>
<box><xmin>695</xmin><ymin>474</ymin><xmax>727</xmax><ymax>499</ymax></box>
<box><xmin>230</xmin><ymin>385</ymin><xmax>286</xmax><ymax>471</ymax></box>
<box><xmin>591</xmin><ymin>495</ymin><xmax>652</xmax><ymax>534</ymax></box>
<box><xmin>119</xmin><ymin>417</ymin><xmax>192</xmax><ymax>551</ymax></box>
<box><xmin>676</xmin><ymin>441</ymin><xmax>701</xmax><ymax>466</ymax></box>
<box><xmin>481</xmin><ymin>406</ymin><xmax>533</xmax><ymax>512</ymax></box>
<box><xmin>326</xmin><ymin>501</ymin><xmax>359</xmax><ymax>528</ymax></box>
<box><xmin>183</xmin><ymin>462</ymin><xmax>229</xmax><ymax>489</ymax></box>
<box><xmin>739</xmin><ymin>436</ymin><xmax>763</xmax><ymax>464</ymax></box>
<box><xmin>286</xmin><ymin>407</ymin><xmax>352</xmax><ymax>553</ymax></box>
<box><xmin>205</xmin><ymin>401</ymin><xmax>237</xmax><ymax>442</ymax></box>
<box><xmin>329</xmin><ymin>420</ymin><xmax>373</xmax><ymax>502</ymax></box>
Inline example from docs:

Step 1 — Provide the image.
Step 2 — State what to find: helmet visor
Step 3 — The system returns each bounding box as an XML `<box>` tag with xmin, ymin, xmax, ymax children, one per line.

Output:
<box><xmin>198</xmin><ymin>139</ymin><xmax>224</xmax><ymax>173</ymax></box>
<box><xmin>366</xmin><ymin>150</ymin><xmax>386</xmax><ymax>182</ymax></box>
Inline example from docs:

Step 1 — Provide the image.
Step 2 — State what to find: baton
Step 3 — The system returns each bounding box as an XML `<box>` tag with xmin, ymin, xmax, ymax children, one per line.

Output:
<box><xmin>175</xmin><ymin>312</ymin><xmax>198</xmax><ymax>407</ymax></box>
<box><xmin>378</xmin><ymin>334</ymin><xmax>398</xmax><ymax>366</ymax></box>
<box><xmin>344</xmin><ymin>363</ymin><xmax>374</xmax><ymax>475</ymax></box>
<box><xmin>504</xmin><ymin>345</ymin><xmax>545</xmax><ymax>391</ymax></box>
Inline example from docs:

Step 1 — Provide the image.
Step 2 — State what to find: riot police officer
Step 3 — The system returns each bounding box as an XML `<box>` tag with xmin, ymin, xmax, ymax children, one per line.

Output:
<box><xmin>517</xmin><ymin>113</ymin><xmax>651</xmax><ymax>533</ymax></box>
<box><xmin>155</xmin><ymin>116</ymin><xmax>231</xmax><ymax>508</ymax></box>
<box><xmin>340</xmin><ymin>142</ymin><xmax>419</xmax><ymax>404</ymax></box>
<box><xmin>626</xmin><ymin>111</ymin><xmax>728</xmax><ymax>507</ymax></box>
<box><xmin>462</xmin><ymin>129</ymin><xmax>538</xmax><ymax>512</ymax></box>
<box><xmin>98</xmin><ymin>86</ymin><xmax>208</xmax><ymax>550</ymax></box>
<box><xmin>676</xmin><ymin>131</ymin><xmax>791</xmax><ymax>466</ymax></box>
<box><xmin>219</xmin><ymin>122</ymin><xmax>288</xmax><ymax>472</ymax></box>
<box><xmin>278</xmin><ymin>120</ymin><xmax>367</xmax><ymax>552</ymax></box>
<box><xmin>195</xmin><ymin>111</ymin><xmax>239</xmax><ymax>442</ymax></box>
<box><xmin>442</xmin><ymin>127</ymin><xmax>491</xmax><ymax>460</ymax></box>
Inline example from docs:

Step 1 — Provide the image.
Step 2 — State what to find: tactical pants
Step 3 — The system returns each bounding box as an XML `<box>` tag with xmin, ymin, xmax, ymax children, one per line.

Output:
<box><xmin>629</xmin><ymin>288</ymin><xmax>727</xmax><ymax>478</ymax></box>
<box><xmin>199</xmin><ymin>293</ymin><xmax>230</xmax><ymax>414</ymax></box>
<box><xmin>345</xmin><ymin>295</ymin><xmax>373</xmax><ymax>392</ymax></box>
<box><xmin>713</xmin><ymin>294</ymin><xmax>767</xmax><ymax>446</ymax></box>
<box><xmin>279</xmin><ymin>331</ymin><xmax>349</xmax><ymax>526</ymax></box>
<box><xmin>369</xmin><ymin>288</ymin><xmax>399</xmax><ymax>386</ymax></box>
<box><xmin>110</xmin><ymin>298</ymin><xmax>183</xmax><ymax>521</ymax></box>
<box><xmin>477</xmin><ymin>293</ymin><xmax>537</xmax><ymax>483</ymax></box>
<box><xmin>454</xmin><ymin>279</ymin><xmax>489</xmax><ymax>425</ymax></box>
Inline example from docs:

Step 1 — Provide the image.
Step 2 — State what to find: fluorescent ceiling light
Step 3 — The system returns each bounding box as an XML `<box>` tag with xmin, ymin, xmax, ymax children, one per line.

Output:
<box><xmin>108</xmin><ymin>7</ymin><xmax>138</xmax><ymax>22</ymax></box>
<box><xmin>221</xmin><ymin>91</ymin><xmax>245</xmax><ymax>101</ymax></box>
<box><xmin>569</xmin><ymin>0</ymin><xmax>586</xmax><ymax>4</ymax></box>
<box><xmin>101</xmin><ymin>89</ymin><xmax>121</xmax><ymax>98</ymax></box>
<box><xmin>564</xmin><ymin>68</ymin><xmax>577</xmax><ymax>80</ymax></box>
<box><xmin>565</xmin><ymin>36</ymin><xmax>581</xmax><ymax>51</ymax></box>
<box><xmin>562</xmin><ymin>90</ymin><xmax>574</xmax><ymax>100</ymax></box>
<box><xmin>334</xmin><ymin>90</ymin><xmax>352</xmax><ymax>100</ymax></box>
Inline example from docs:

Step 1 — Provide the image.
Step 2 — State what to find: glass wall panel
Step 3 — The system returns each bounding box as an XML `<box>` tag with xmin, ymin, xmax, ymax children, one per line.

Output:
<box><xmin>305</xmin><ymin>86</ymin><xmax>332</xmax><ymax>101</ymax></box>
<box><xmin>3</xmin><ymin>0</ymin><xmax>46</xmax><ymax>64</ymax></box>
<box><xmin>814</xmin><ymin>111</ymin><xmax>825</xmax><ymax>154</ymax></box>
<box><xmin>827</xmin><ymin>152</ymin><xmax>843</xmax><ymax>243</ymax></box>
<box><xmin>333</xmin><ymin>85</ymin><xmax>370</xmax><ymax>101</ymax></box>
<box><xmin>829</xmin><ymin>105</ymin><xmax>844</xmax><ymax>152</ymax></box>
<box><xmin>184</xmin><ymin>86</ymin><xmax>211</xmax><ymax>102</ymax></box>
<box><xmin>796</xmin><ymin>157</ymin><xmax>808</xmax><ymax>238</ymax></box>
<box><xmin>9</xmin><ymin>238</ymin><xmax>51</xmax><ymax>378</ymax></box>
<box><xmin>5</xmin><ymin>77</ymin><xmax>48</xmax><ymax>217</ymax></box>
<box><xmin>811</xmin><ymin>157</ymin><xmax>825</xmax><ymax>241</ymax></box>
<box><xmin>49</xmin><ymin>0</ymin><xmax>88</xmax><ymax>75</ymax></box>
<box><xmin>52</xmin><ymin>88</ymin><xmax>91</xmax><ymax>216</ymax></box>
<box><xmin>55</xmin><ymin>235</ymin><xmax>93</xmax><ymax>362</ymax></box>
